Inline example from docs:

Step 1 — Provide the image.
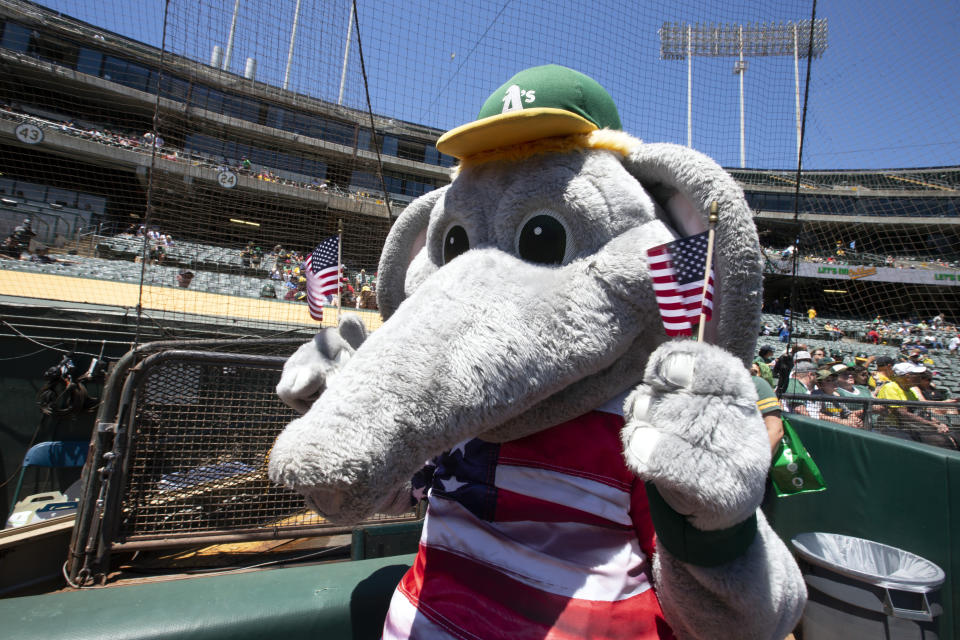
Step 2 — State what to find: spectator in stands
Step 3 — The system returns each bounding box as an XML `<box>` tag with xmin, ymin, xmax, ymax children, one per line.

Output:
<box><xmin>866</xmin><ymin>327</ymin><xmax>881</xmax><ymax>344</ymax></box>
<box><xmin>871</xmin><ymin>355</ymin><xmax>896</xmax><ymax>393</ymax></box>
<box><xmin>875</xmin><ymin>362</ymin><xmax>951</xmax><ymax>436</ymax></box>
<box><xmin>813</xmin><ymin>366</ymin><xmax>864</xmax><ymax>428</ymax></box>
<box><xmin>907</xmin><ymin>349</ymin><xmax>934</xmax><ymax>367</ymax></box>
<box><xmin>753</xmin><ymin>346</ymin><xmax>776</xmax><ymax>388</ymax></box>
<box><xmin>778</xmin><ymin>321</ymin><xmax>790</xmax><ymax>343</ymax></box>
<box><xmin>341</xmin><ymin>284</ymin><xmax>356</xmax><ymax>308</ymax></box>
<box><xmin>914</xmin><ymin>370</ymin><xmax>953</xmax><ymax>403</ymax></box>
<box><xmin>29</xmin><ymin>245</ymin><xmax>55</xmax><ymax>264</ymax></box>
<box><xmin>807</xmin><ymin>306</ymin><xmax>817</xmax><ymax>321</ymax></box>
<box><xmin>176</xmin><ymin>271</ymin><xmax>194</xmax><ymax>288</ymax></box>
<box><xmin>355</xmin><ymin>269</ymin><xmax>369</xmax><ymax>288</ymax></box>
<box><xmin>260</xmin><ymin>284</ymin><xmax>277</xmax><ymax>298</ymax></box>
<box><xmin>949</xmin><ymin>334</ymin><xmax>960</xmax><ymax>353</ymax></box>
<box><xmin>357</xmin><ymin>286</ymin><xmax>377</xmax><ymax>311</ymax></box>
<box><xmin>823</xmin><ymin>322</ymin><xmax>844</xmax><ymax>341</ymax></box>
<box><xmin>149</xmin><ymin>242</ymin><xmax>166</xmax><ymax>264</ymax></box>
<box><xmin>930</xmin><ymin>313</ymin><xmax>945</xmax><ymax>329</ymax></box>
<box><xmin>839</xmin><ymin>366</ymin><xmax>874</xmax><ymax>399</ymax></box>
<box><xmin>782</xmin><ymin>360</ymin><xmax>818</xmax><ymax>416</ymax></box>
<box><xmin>286</xmin><ymin>277</ymin><xmax>307</xmax><ymax>301</ymax></box>
<box><xmin>12</xmin><ymin>218</ymin><xmax>36</xmax><ymax>250</ymax></box>
<box><xmin>809</xmin><ymin>348</ymin><xmax>830</xmax><ymax>368</ymax></box>
<box><xmin>773</xmin><ymin>344</ymin><xmax>807</xmax><ymax>396</ymax></box>
<box><xmin>29</xmin><ymin>245</ymin><xmax>76</xmax><ymax>265</ymax></box>
<box><xmin>0</xmin><ymin>234</ymin><xmax>21</xmax><ymax>259</ymax></box>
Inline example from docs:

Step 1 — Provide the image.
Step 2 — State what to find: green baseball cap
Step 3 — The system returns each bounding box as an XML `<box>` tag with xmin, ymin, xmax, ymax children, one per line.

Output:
<box><xmin>436</xmin><ymin>64</ymin><xmax>621</xmax><ymax>159</ymax></box>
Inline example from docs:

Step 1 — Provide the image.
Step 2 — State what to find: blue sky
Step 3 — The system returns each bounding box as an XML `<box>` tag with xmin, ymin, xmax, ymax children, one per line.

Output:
<box><xmin>36</xmin><ymin>0</ymin><xmax>960</xmax><ymax>170</ymax></box>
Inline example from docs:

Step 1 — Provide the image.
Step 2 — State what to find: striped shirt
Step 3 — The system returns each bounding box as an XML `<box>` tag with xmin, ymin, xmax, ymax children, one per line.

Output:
<box><xmin>383</xmin><ymin>409</ymin><xmax>674</xmax><ymax>640</ymax></box>
<box><xmin>752</xmin><ymin>376</ymin><xmax>780</xmax><ymax>416</ymax></box>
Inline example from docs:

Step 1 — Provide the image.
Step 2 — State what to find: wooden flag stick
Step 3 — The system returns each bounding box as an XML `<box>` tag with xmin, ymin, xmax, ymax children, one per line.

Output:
<box><xmin>336</xmin><ymin>218</ymin><xmax>343</xmax><ymax>321</ymax></box>
<box><xmin>696</xmin><ymin>201</ymin><xmax>720</xmax><ymax>342</ymax></box>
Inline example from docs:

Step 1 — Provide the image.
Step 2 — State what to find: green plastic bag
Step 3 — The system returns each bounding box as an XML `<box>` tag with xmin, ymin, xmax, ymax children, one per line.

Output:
<box><xmin>770</xmin><ymin>417</ymin><xmax>827</xmax><ymax>497</ymax></box>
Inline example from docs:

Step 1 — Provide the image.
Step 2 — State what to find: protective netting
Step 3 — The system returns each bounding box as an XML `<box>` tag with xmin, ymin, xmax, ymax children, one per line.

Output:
<box><xmin>0</xmin><ymin>0</ymin><xmax>957</xmax><ymax>341</ymax></box>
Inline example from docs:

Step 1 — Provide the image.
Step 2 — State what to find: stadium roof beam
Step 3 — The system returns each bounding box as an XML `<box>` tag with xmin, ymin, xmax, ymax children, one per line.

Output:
<box><xmin>659</xmin><ymin>19</ymin><xmax>828</xmax><ymax>167</ymax></box>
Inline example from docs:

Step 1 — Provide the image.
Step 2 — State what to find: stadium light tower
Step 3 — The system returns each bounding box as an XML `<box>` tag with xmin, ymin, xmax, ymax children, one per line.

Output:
<box><xmin>660</xmin><ymin>20</ymin><xmax>827</xmax><ymax>167</ymax></box>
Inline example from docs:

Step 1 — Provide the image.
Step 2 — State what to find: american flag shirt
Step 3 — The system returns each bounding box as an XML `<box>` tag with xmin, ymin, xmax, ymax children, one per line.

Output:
<box><xmin>383</xmin><ymin>403</ymin><xmax>674</xmax><ymax>640</ymax></box>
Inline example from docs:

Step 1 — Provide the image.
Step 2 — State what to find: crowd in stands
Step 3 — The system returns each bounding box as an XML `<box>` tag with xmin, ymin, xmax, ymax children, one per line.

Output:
<box><xmin>751</xmin><ymin>337</ymin><xmax>959</xmax><ymax>450</ymax></box>
<box><xmin>761</xmin><ymin>243</ymin><xmax>960</xmax><ymax>272</ymax></box>
<box><xmin>0</xmin><ymin>220</ymin><xmax>381</xmax><ymax>313</ymax></box>
<box><xmin>0</xmin><ymin>102</ymin><xmax>402</xmax><ymax>208</ymax></box>
<box><xmin>761</xmin><ymin>306</ymin><xmax>958</xmax><ymax>354</ymax></box>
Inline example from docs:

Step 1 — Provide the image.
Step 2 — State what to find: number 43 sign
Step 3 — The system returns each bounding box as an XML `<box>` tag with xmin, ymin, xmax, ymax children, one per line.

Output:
<box><xmin>15</xmin><ymin>123</ymin><xmax>44</xmax><ymax>145</ymax></box>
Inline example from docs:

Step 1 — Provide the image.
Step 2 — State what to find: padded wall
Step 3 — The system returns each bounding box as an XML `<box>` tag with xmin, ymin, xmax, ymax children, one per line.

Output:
<box><xmin>768</xmin><ymin>415</ymin><xmax>959</xmax><ymax>639</ymax></box>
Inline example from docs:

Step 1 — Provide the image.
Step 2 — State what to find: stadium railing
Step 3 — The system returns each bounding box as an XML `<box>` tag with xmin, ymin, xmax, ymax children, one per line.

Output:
<box><xmin>780</xmin><ymin>393</ymin><xmax>960</xmax><ymax>450</ymax></box>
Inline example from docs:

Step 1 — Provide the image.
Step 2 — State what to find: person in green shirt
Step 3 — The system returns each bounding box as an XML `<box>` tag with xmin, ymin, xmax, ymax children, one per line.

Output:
<box><xmin>812</xmin><ymin>367</ymin><xmax>864</xmax><ymax>428</ymax></box>
<box><xmin>753</xmin><ymin>346</ymin><xmax>776</xmax><ymax>389</ymax></box>
<box><xmin>839</xmin><ymin>365</ymin><xmax>873</xmax><ymax>398</ymax></box>
<box><xmin>783</xmin><ymin>361</ymin><xmax>817</xmax><ymax>416</ymax></box>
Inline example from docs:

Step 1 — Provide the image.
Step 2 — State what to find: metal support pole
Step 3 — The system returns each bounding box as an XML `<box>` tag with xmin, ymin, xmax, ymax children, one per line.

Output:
<box><xmin>282</xmin><ymin>0</ymin><xmax>302</xmax><ymax>90</ymax></box>
<box><xmin>223</xmin><ymin>0</ymin><xmax>241</xmax><ymax>71</ymax></box>
<box><xmin>738</xmin><ymin>25</ymin><xmax>745</xmax><ymax>168</ymax></box>
<box><xmin>794</xmin><ymin>24</ymin><xmax>802</xmax><ymax>165</ymax></box>
<box><xmin>337</xmin><ymin>3</ymin><xmax>355</xmax><ymax>106</ymax></box>
<box><xmin>687</xmin><ymin>25</ymin><xmax>692</xmax><ymax>148</ymax></box>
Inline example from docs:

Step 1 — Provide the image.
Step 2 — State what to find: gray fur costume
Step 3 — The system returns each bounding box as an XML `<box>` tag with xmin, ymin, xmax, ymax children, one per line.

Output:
<box><xmin>269</xmin><ymin>66</ymin><xmax>806</xmax><ymax>639</ymax></box>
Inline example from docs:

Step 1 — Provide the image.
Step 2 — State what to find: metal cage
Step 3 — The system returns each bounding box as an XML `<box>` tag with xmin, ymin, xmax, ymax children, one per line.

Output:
<box><xmin>67</xmin><ymin>338</ymin><xmax>420</xmax><ymax>585</ymax></box>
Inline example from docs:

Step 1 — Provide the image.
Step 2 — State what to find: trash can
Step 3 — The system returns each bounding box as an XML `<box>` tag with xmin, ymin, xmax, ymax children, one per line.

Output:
<box><xmin>791</xmin><ymin>532</ymin><xmax>945</xmax><ymax>640</ymax></box>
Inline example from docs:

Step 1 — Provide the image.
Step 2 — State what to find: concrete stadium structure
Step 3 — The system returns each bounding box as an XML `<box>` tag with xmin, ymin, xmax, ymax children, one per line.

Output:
<box><xmin>0</xmin><ymin>0</ymin><xmax>958</xmax><ymax>323</ymax></box>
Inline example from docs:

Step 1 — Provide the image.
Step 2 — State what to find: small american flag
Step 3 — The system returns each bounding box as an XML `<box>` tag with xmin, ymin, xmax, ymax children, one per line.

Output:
<box><xmin>646</xmin><ymin>231</ymin><xmax>714</xmax><ymax>337</ymax></box>
<box><xmin>304</xmin><ymin>235</ymin><xmax>341</xmax><ymax>322</ymax></box>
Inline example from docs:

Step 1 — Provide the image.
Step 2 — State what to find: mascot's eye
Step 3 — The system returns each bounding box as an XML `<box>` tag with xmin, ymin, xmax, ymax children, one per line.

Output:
<box><xmin>443</xmin><ymin>225</ymin><xmax>470</xmax><ymax>264</ymax></box>
<box><xmin>518</xmin><ymin>214</ymin><xmax>567</xmax><ymax>264</ymax></box>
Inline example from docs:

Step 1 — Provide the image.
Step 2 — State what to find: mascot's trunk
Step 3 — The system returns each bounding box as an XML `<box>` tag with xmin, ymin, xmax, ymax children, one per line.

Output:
<box><xmin>269</xmin><ymin>227</ymin><xmax>666</xmax><ymax>522</ymax></box>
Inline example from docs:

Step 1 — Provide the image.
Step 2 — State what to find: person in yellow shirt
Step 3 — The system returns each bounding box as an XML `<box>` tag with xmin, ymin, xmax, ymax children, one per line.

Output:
<box><xmin>871</xmin><ymin>355</ymin><xmax>896</xmax><ymax>392</ymax></box>
<box><xmin>807</xmin><ymin>307</ymin><xmax>816</xmax><ymax>321</ymax></box>
<box><xmin>875</xmin><ymin>362</ymin><xmax>950</xmax><ymax>437</ymax></box>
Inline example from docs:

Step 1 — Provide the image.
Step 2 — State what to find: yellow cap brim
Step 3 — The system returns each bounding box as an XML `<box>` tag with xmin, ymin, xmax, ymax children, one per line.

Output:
<box><xmin>436</xmin><ymin>108</ymin><xmax>598</xmax><ymax>160</ymax></box>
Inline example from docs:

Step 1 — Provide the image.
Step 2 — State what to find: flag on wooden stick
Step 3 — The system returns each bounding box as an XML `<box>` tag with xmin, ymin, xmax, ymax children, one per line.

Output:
<box><xmin>304</xmin><ymin>235</ymin><xmax>341</xmax><ymax>322</ymax></box>
<box><xmin>646</xmin><ymin>231</ymin><xmax>715</xmax><ymax>337</ymax></box>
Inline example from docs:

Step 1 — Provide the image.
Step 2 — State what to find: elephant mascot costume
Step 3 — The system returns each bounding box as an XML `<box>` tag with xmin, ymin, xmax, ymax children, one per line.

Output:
<box><xmin>269</xmin><ymin>65</ymin><xmax>806</xmax><ymax>639</ymax></box>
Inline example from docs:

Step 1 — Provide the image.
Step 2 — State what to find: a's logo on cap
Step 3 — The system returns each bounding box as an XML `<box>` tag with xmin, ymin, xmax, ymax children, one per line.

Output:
<box><xmin>500</xmin><ymin>84</ymin><xmax>536</xmax><ymax>114</ymax></box>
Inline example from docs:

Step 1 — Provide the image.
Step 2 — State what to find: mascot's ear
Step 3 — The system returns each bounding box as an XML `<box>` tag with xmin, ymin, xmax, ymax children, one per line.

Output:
<box><xmin>376</xmin><ymin>186</ymin><xmax>447</xmax><ymax>319</ymax></box>
<box><xmin>622</xmin><ymin>143</ymin><xmax>763</xmax><ymax>363</ymax></box>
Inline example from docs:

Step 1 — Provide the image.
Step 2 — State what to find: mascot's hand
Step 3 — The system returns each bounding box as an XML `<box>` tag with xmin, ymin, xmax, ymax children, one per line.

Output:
<box><xmin>621</xmin><ymin>340</ymin><xmax>769</xmax><ymax>531</ymax></box>
<box><xmin>276</xmin><ymin>314</ymin><xmax>367</xmax><ymax>414</ymax></box>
